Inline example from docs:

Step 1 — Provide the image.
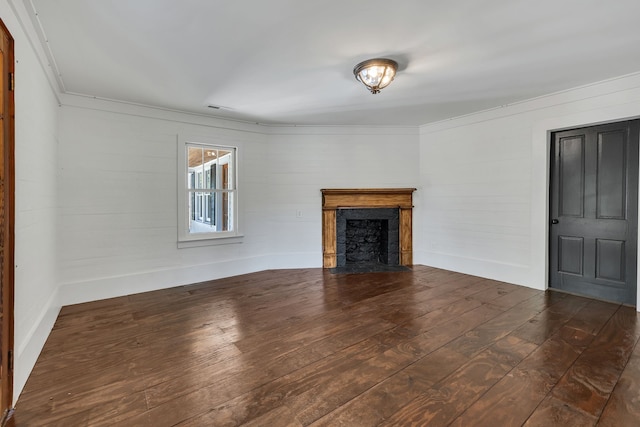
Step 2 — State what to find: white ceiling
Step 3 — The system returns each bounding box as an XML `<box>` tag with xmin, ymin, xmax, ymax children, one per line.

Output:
<box><xmin>27</xmin><ymin>0</ymin><xmax>640</xmax><ymax>126</ymax></box>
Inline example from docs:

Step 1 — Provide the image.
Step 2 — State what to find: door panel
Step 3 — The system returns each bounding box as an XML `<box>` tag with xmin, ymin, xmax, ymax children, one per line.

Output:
<box><xmin>559</xmin><ymin>136</ymin><xmax>584</xmax><ymax>217</ymax></box>
<box><xmin>550</xmin><ymin>121</ymin><xmax>639</xmax><ymax>305</ymax></box>
<box><xmin>596</xmin><ymin>239</ymin><xmax>625</xmax><ymax>282</ymax></box>
<box><xmin>558</xmin><ymin>236</ymin><xmax>583</xmax><ymax>275</ymax></box>
<box><xmin>597</xmin><ymin>130</ymin><xmax>626</xmax><ymax>219</ymax></box>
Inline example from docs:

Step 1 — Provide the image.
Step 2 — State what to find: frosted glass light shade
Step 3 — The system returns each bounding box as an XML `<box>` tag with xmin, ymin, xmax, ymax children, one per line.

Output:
<box><xmin>353</xmin><ymin>58</ymin><xmax>398</xmax><ymax>94</ymax></box>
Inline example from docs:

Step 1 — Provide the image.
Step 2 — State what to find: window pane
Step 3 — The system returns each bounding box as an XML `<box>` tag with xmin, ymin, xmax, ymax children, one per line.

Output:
<box><xmin>188</xmin><ymin>146</ymin><xmax>221</xmax><ymax>189</ymax></box>
<box><xmin>189</xmin><ymin>191</ymin><xmax>217</xmax><ymax>233</ymax></box>
<box><xmin>222</xmin><ymin>191</ymin><xmax>233</xmax><ymax>231</ymax></box>
<box><xmin>218</xmin><ymin>149</ymin><xmax>233</xmax><ymax>189</ymax></box>
<box><xmin>221</xmin><ymin>163</ymin><xmax>230</xmax><ymax>190</ymax></box>
<box><xmin>188</xmin><ymin>190</ymin><xmax>234</xmax><ymax>233</ymax></box>
<box><xmin>187</xmin><ymin>146</ymin><xmax>202</xmax><ymax>189</ymax></box>
<box><xmin>212</xmin><ymin>165</ymin><xmax>219</xmax><ymax>189</ymax></box>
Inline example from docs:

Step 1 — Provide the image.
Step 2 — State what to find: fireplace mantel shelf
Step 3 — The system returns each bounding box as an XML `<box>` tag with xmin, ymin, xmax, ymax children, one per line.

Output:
<box><xmin>324</xmin><ymin>205</ymin><xmax>409</xmax><ymax>210</ymax></box>
<box><xmin>321</xmin><ymin>188</ymin><xmax>416</xmax><ymax>210</ymax></box>
<box><xmin>321</xmin><ymin>188</ymin><xmax>416</xmax><ymax>268</ymax></box>
<box><xmin>321</xmin><ymin>188</ymin><xmax>416</xmax><ymax>194</ymax></box>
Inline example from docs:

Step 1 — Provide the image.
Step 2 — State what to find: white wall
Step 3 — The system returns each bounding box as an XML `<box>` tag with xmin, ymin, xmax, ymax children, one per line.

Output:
<box><xmin>265</xmin><ymin>126</ymin><xmax>419</xmax><ymax>268</ymax></box>
<box><xmin>56</xmin><ymin>98</ymin><xmax>420</xmax><ymax>304</ymax></box>
<box><xmin>1</xmin><ymin>0</ymin><xmax>61</xmax><ymax>401</ymax></box>
<box><xmin>416</xmin><ymin>115</ymin><xmax>533</xmax><ymax>285</ymax></box>
<box><xmin>417</xmin><ymin>72</ymin><xmax>640</xmax><ymax>309</ymax></box>
<box><xmin>57</xmin><ymin>98</ymin><xmax>270</xmax><ymax>305</ymax></box>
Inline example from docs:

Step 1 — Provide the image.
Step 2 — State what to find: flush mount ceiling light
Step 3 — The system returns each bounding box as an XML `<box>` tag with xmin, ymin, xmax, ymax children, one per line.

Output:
<box><xmin>353</xmin><ymin>58</ymin><xmax>398</xmax><ymax>94</ymax></box>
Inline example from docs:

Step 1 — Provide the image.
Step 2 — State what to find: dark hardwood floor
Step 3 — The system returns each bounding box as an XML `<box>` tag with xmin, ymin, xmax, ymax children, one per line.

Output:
<box><xmin>14</xmin><ymin>266</ymin><xmax>640</xmax><ymax>426</ymax></box>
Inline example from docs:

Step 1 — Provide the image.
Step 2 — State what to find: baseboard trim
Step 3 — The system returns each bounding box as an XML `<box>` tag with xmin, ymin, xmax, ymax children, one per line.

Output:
<box><xmin>266</xmin><ymin>252</ymin><xmax>322</xmax><ymax>270</ymax></box>
<box><xmin>414</xmin><ymin>250</ymin><xmax>540</xmax><ymax>290</ymax></box>
<box><xmin>13</xmin><ymin>289</ymin><xmax>60</xmax><ymax>404</ymax></box>
<box><xmin>58</xmin><ymin>256</ymin><xmax>272</xmax><ymax>306</ymax></box>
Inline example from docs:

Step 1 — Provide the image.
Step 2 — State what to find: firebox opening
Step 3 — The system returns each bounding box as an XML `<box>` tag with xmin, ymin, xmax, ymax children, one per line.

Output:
<box><xmin>345</xmin><ymin>219</ymin><xmax>389</xmax><ymax>265</ymax></box>
<box><xmin>335</xmin><ymin>207</ymin><xmax>400</xmax><ymax>270</ymax></box>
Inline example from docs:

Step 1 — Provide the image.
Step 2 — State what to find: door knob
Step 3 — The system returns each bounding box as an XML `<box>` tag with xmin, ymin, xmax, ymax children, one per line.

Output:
<box><xmin>551</xmin><ymin>219</ymin><xmax>559</xmax><ymax>224</ymax></box>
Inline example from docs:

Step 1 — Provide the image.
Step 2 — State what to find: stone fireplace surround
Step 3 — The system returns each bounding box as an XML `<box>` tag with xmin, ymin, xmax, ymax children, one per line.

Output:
<box><xmin>321</xmin><ymin>188</ymin><xmax>416</xmax><ymax>269</ymax></box>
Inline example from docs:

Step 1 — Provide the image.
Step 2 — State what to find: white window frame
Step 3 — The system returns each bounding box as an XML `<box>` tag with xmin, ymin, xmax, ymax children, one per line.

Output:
<box><xmin>177</xmin><ymin>135</ymin><xmax>241</xmax><ymax>247</ymax></box>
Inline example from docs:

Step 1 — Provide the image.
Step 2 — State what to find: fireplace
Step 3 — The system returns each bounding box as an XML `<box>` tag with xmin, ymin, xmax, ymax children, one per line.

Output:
<box><xmin>336</xmin><ymin>208</ymin><xmax>399</xmax><ymax>267</ymax></box>
<box><xmin>321</xmin><ymin>188</ymin><xmax>416</xmax><ymax>269</ymax></box>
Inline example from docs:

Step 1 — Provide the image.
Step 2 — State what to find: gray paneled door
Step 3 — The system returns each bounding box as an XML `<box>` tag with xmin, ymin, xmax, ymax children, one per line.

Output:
<box><xmin>550</xmin><ymin>120</ymin><xmax>639</xmax><ymax>305</ymax></box>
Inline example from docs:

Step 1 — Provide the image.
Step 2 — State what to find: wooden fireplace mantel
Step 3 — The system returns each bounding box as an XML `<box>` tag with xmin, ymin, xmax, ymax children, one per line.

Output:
<box><xmin>321</xmin><ymin>188</ymin><xmax>416</xmax><ymax>268</ymax></box>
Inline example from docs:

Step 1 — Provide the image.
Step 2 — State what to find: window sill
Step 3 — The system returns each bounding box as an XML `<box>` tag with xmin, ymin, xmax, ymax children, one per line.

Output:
<box><xmin>178</xmin><ymin>234</ymin><xmax>244</xmax><ymax>249</ymax></box>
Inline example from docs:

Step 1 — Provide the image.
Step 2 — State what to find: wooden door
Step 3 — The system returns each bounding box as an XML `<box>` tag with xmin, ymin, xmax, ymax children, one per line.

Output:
<box><xmin>550</xmin><ymin>121</ymin><xmax>639</xmax><ymax>305</ymax></box>
<box><xmin>0</xmin><ymin>18</ymin><xmax>13</xmax><ymax>426</ymax></box>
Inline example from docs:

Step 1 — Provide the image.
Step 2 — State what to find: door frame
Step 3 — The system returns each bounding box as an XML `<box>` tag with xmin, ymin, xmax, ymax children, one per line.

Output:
<box><xmin>531</xmin><ymin>112</ymin><xmax>640</xmax><ymax>309</ymax></box>
<box><xmin>0</xmin><ymin>17</ymin><xmax>14</xmax><ymax>426</ymax></box>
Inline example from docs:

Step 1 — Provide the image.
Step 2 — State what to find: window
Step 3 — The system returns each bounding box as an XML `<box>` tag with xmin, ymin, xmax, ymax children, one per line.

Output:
<box><xmin>178</xmin><ymin>137</ymin><xmax>239</xmax><ymax>245</ymax></box>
